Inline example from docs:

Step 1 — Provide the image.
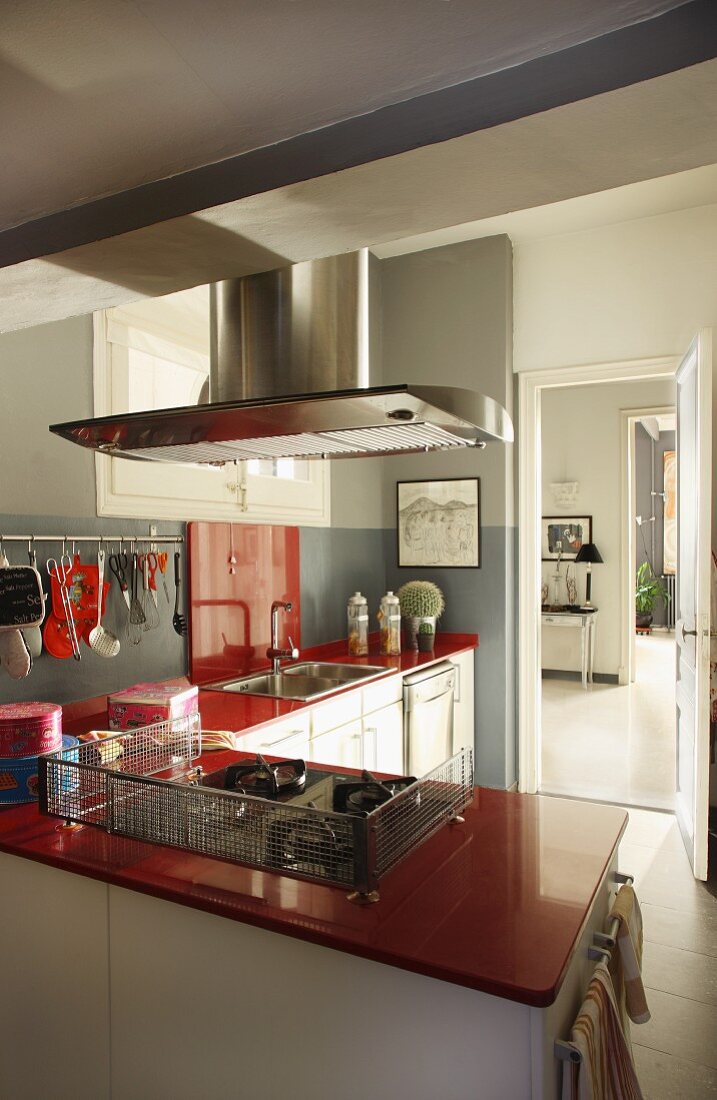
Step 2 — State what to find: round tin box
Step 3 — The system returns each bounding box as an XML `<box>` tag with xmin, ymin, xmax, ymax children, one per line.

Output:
<box><xmin>0</xmin><ymin>735</ymin><xmax>78</xmax><ymax>805</ymax></box>
<box><xmin>0</xmin><ymin>703</ymin><xmax>62</xmax><ymax>758</ymax></box>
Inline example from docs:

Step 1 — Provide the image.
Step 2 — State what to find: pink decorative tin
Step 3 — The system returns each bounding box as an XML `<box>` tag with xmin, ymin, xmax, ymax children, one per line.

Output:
<box><xmin>108</xmin><ymin>680</ymin><xmax>199</xmax><ymax>731</ymax></box>
<box><xmin>0</xmin><ymin>703</ymin><xmax>63</xmax><ymax>758</ymax></box>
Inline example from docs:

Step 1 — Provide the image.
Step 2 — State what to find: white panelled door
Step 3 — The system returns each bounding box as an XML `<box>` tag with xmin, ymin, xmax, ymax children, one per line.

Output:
<box><xmin>675</xmin><ymin>330</ymin><xmax>712</xmax><ymax>881</ymax></box>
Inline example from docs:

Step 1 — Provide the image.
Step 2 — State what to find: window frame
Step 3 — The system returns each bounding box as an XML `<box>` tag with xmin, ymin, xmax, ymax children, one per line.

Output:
<box><xmin>93</xmin><ymin>311</ymin><xmax>330</xmax><ymax>526</ymax></box>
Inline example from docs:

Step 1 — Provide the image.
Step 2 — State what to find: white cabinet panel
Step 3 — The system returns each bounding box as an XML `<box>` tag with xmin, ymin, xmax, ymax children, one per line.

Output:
<box><xmin>309</xmin><ymin>717</ymin><xmax>363</xmax><ymax>769</ymax></box>
<box><xmin>240</xmin><ymin>714</ymin><xmax>311</xmax><ymax>756</ymax></box>
<box><xmin>0</xmin><ymin>854</ymin><xmax>111</xmax><ymax>1100</ymax></box>
<box><xmin>365</xmin><ymin>701</ymin><xmax>404</xmax><ymax>775</ymax></box>
<box><xmin>451</xmin><ymin>650</ymin><xmax>475</xmax><ymax>755</ymax></box>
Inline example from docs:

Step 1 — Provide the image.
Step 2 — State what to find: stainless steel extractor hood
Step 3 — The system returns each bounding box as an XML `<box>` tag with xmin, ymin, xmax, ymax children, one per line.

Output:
<box><xmin>50</xmin><ymin>252</ymin><xmax>513</xmax><ymax>463</ymax></box>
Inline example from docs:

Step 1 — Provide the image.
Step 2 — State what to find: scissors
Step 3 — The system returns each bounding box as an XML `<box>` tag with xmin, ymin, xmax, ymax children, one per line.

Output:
<box><xmin>109</xmin><ymin>552</ymin><xmax>130</xmax><ymax>610</ymax></box>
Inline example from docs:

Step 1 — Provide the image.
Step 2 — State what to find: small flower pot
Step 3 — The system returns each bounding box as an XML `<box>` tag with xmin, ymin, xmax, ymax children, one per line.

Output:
<box><xmin>417</xmin><ymin>631</ymin><xmax>435</xmax><ymax>653</ymax></box>
<box><xmin>636</xmin><ymin>611</ymin><xmax>653</xmax><ymax>630</ymax></box>
<box><xmin>403</xmin><ymin>615</ymin><xmax>437</xmax><ymax>650</ymax></box>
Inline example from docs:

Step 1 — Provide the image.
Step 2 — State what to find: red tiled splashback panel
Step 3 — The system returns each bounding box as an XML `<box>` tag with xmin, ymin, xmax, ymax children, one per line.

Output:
<box><xmin>188</xmin><ymin>523</ymin><xmax>300</xmax><ymax>685</ymax></box>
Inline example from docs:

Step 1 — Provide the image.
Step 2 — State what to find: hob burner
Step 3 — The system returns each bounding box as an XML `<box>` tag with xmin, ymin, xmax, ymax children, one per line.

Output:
<box><xmin>222</xmin><ymin>755</ymin><xmax>306</xmax><ymax>799</ymax></box>
<box><xmin>333</xmin><ymin>771</ymin><xmax>417</xmax><ymax>815</ymax></box>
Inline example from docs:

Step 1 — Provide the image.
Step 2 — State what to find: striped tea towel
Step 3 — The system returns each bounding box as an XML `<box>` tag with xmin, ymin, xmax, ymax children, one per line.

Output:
<box><xmin>608</xmin><ymin>885</ymin><xmax>651</xmax><ymax>1027</ymax></box>
<box><xmin>561</xmin><ymin>959</ymin><xmax>643</xmax><ymax>1100</ymax></box>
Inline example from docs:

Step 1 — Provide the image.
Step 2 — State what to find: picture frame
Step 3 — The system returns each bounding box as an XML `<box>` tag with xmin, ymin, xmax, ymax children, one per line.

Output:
<box><xmin>397</xmin><ymin>478</ymin><xmax>480</xmax><ymax>568</ymax></box>
<box><xmin>541</xmin><ymin>515</ymin><xmax>592</xmax><ymax>561</ymax></box>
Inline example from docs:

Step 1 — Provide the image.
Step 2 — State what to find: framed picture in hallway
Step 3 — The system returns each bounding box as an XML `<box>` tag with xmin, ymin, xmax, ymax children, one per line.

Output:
<box><xmin>541</xmin><ymin>515</ymin><xmax>592</xmax><ymax>561</ymax></box>
<box><xmin>397</xmin><ymin>478</ymin><xmax>480</xmax><ymax>568</ymax></box>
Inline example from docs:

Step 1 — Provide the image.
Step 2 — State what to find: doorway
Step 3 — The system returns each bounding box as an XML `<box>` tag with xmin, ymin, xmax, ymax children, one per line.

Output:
<box><xmin>537</xmin><ymin>382</ymin><xmax>677</xmax><ymax>810</ymax></box>
<box><xmin>517</xmin><ymin>357</ymin><xmax>680</xmax><ymax>800</ymax></box>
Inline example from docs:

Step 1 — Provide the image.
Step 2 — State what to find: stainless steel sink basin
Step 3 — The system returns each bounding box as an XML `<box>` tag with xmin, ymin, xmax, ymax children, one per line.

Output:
<box><xmin>282</xmin><ymin>662</ymin><xmax>388</xmax><ymax>683</ymax></box>
<box><xmin>205</xmin><ymin>662</ymin><xmax>390</xmax><ymax>701</ymax></box>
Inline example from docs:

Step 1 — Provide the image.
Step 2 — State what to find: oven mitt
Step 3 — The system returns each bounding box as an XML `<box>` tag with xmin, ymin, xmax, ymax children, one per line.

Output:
<box><xmin>0</xmin><ymin>628</ymin><xmax>32</xmax><ymax>679</ymax></box>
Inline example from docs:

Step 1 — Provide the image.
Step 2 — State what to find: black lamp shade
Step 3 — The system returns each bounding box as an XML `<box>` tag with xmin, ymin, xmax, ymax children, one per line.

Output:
<box><xmin>575</xmin><ymin>543</ymin><xmax>603</xmax><ymax>565</ymax></box>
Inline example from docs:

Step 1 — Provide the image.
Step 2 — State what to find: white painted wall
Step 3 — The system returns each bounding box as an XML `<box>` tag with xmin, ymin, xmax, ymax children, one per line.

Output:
<box><xmin>514</xmin><ymin>203</ymin><xmax>717</xmax><ymax>373</ymax></box>
<box><xmin>541</xmin><ymin>377</ymin><xmax>675</xmax><ymax>677</ymax></box>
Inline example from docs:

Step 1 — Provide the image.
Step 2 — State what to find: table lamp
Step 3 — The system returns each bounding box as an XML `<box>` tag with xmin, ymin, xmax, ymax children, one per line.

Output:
<box><xmin>574</xmin><ymin>543</ymin><xmax>603</xmax><ymax>606</ymax></box>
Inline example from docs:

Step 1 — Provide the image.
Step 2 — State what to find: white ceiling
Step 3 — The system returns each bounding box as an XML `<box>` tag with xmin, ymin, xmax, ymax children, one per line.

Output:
<box><xmin>372</xmin><ymin>162</ymin><xmax>717</xmax><ymax>257</ymax></box>
<box><xmin>0</xmin><ymin>0</ymin><xmax>686</xmax><ymax>232</ymax></box>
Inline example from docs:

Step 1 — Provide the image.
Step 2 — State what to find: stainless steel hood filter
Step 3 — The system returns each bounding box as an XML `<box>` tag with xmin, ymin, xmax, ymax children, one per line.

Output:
<box><xmin>50</xmin><ymin>252</ymin><xmax>513</xmax><ymax>463</ymax></box>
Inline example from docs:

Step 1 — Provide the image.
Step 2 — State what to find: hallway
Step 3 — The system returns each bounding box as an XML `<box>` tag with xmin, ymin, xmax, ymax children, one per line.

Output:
<box><xmin>541</xmin><ymin>633</ymin><xmax>676</xmax><ymax>810</ymax></box>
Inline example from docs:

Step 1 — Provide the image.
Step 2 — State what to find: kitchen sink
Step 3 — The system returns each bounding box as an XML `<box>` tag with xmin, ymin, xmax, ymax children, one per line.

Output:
<box><xmin>205</xmin><ymin>662</ymin><xmax>390</xmax><ymax>701</ymax></box>
<box><xmin>282</xmin><ymin>662</ymin><xmax>388</xmax><ymax>682</ymax></box>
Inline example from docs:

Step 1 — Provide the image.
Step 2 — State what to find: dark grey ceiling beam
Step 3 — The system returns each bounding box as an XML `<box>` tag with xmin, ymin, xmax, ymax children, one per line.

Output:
<box><xmin>1</xmin><ymin>0</ymin><xmax>715</xmax><ymax>271</ymax></box>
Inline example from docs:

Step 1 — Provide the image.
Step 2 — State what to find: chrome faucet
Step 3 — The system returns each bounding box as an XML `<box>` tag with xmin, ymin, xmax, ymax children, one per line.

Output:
<box><xmin>267</xmin><ymin>600</ymin><xmax>299</xmax><ymax>675</ymax></box>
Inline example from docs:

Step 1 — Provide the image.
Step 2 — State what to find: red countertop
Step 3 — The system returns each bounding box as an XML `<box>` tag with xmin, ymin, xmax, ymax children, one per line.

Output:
<box><xmin>0</xmin><ymin>632</ymin><xmax>627</xmax><ymax>1006</ymax></box>
<box><xmin>0</xmin><ymin>780</ymin><xmax>626</xmax><ymax>1007</ymax></box>
<box><xmin>194</xmin><ymin>633</ymin><xmax>478</xmax><ymax>737</ymax></box>
<box><xmin>58</xmin><ymin>632</ymin><xmax>479</xmax><ymax>739</ymax></box>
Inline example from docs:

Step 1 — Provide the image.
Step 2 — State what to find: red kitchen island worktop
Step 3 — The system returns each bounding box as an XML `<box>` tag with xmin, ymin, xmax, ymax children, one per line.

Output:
<box><xmin>0</xmin><ymin>633</ymin><xmax>627</xmax><ymax>1099</ymax></box>
<box><xmin>0</xmin><ymin>786</ymin><xmax>625</xmax><ymax>1099</ymax></box>
<box><xmin>0</xmin><ymin>784</ymin><xmax>624</xmax><ymax>1007</ymax></box>
<box><xmin>0</xmin><ymin>780</ymin><xmax>626</xmax><ymax>1100</ymax></box>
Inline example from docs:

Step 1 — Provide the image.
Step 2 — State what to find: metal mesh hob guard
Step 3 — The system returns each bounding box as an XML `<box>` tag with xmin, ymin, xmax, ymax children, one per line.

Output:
<box><xmin>38</xmin><ymin>717</ymin><xmax>474</xmax><ymax>899</ymax></box>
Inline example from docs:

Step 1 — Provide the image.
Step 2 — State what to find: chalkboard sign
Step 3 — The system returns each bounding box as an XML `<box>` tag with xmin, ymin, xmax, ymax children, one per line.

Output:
<box><xmin>0</xmin><ymin>567</ymin><xmax>45</xmax><ymax>629</ymax></box>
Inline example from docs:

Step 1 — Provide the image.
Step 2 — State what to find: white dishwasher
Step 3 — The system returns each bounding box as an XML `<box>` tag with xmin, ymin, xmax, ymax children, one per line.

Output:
<box><xmin>402</xmin><ymin>662</ymin><xmax>456</xmax><ymax>775</ymax></box>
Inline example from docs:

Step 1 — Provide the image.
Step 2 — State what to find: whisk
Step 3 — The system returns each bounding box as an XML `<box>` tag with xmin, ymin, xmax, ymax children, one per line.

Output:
<box><xmin>125</xmin><ymin>553</ymin><xmax>145</xmax><ymax>646</ymax></box>
<box><xmin>141</xmin><ymin>555</ymin><xmax>159</xmax><ymax>632</ymax></box>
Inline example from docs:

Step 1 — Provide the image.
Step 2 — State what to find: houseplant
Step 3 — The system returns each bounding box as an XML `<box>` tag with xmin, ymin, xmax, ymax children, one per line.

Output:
<box><xmin>417</xmin><ymin>620</ymin><xmax>435</xmax><ymax>653</ymax></box>
<box><xmin>397</xmin><ymin>580</ymin><xmax>445</xmax><ymax>650</ymax></box>
<box><xmin>635</xmin><ymin>561</ymin><xmax>670</xmax><ymax>629</ymax></box>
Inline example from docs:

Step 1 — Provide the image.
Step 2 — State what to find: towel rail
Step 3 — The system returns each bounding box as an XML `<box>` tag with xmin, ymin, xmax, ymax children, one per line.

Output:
<box><xmin>594</xmin><ymin>872</ymin><xmax>634</xmax><ymax>949</ymax></box>
<box><xmin>553</xmin><ymin>872</ymin><xmax>634</xmax><ymax>1067</ymax></box>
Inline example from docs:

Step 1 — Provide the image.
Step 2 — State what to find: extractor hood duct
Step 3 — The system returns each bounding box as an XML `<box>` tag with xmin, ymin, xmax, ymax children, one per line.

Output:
<box><xmin>50</xmin><ymin>251</ymin><xmax>513</xmax><ymax>463</ymax></box>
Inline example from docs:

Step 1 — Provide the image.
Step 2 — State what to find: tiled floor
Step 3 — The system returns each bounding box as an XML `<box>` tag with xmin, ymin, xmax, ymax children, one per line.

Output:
<box><xmin>541</xmin><ymin>633</ymin><xmax>676</xmax><ymax>810</ymax></box>
<box><xmin>540</xmin><ymin>636</ymin><xmax>717</xmax><ymax>1094</ymax></box>
<box><xmin>618</xmin><ymin>807</ymin><xmax>717</xmax><ymax>1097</ymax></box>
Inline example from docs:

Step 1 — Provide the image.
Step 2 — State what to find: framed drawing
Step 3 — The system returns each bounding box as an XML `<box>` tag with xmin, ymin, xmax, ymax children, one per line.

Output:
<box><xmin>397</xmin><ymin>478</ymin><xmax>480</xmax><ymax>568</ymax></box>
<box><xmin>541</xmin><ymin>516</ymin><xmax>592</xmax><ymax>561</ymax></box>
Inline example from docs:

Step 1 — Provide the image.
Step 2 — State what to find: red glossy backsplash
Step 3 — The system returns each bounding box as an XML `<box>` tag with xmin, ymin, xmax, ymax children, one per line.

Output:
<box><xmin>188</xmin><ymin>523</ymin><xmax>300</xmax><ymax>685</ymax></box>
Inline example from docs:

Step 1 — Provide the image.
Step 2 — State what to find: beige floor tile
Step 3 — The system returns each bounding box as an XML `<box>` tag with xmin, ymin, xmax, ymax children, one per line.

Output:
<box><xmin>635</xmin><ymin>988</ymin><xmax>717</xmax><ymax>1068</ymax></box>
<box><xmin>622</xmin><ymin>810</ymin><xmax>685</xmax><ymax>852</ymax></box>
<box><xmin>642</xmin><ymin>941</ymin><xmax>717</xmax><ymax>1006</ymax></box>
<box><xmin>618</xmin><ymin>842</ymin><xmax>716</xmax><ymax>913</ymax></box>
<box><xmin>633</xmin><ymin>1045</ymin><xmax>717</xmax><ymax>1098</ymax></box>
<box><xmin>541</xmin><ymin>634</ymin><xmax>676</xmax><ymax>809</ymax></box>
<box><xmin>640</xmin><ymin>902</ymin><xmax>717</xmax><ymax>957</ymax></box>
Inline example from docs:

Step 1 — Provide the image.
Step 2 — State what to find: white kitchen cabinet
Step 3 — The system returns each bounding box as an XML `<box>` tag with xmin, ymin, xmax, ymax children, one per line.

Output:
<box><xmin>0</xmin><ymin>853</ymin><xmax>111</xmax><ymax>1100</ymax></box>
<box><xmin>451</xmin><ymin>650</ymin><xmax>475</xmax><ymax>755</ymax></box>
<box><xmin>309</xmin><ymin>701</ymin><xmax>403</xmax><ymax>774</ymax></box>
<box><xmin>239</xmin><ymin>713</ymin><xmax>311</xmax><ymax>758</ymax></box>
<box><xmin>309</xmin><ymin>715</ymin><xmax>364</xmax><ymax>769</ymax></box>
<box><xmin>363</xmin><ymin>700</ymin><xmax>404</xmax><ymax>774</ymax></box>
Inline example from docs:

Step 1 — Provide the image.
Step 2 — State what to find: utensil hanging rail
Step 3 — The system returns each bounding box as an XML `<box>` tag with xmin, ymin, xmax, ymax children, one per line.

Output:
<box><xmin>0</xmin><ymin>534</ymin><xmax>183</xmax><ymax>544</ymax></box>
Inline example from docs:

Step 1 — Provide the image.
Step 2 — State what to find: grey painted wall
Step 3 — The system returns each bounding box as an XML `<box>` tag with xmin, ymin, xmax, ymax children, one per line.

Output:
<box><xmin>635</xmin><ymin>424</ymin><xmax>675</xmax><ymax>627</ymax></box>
<box><xmin>1</xmin><ymin>315</ymin><xmax>98</xmax><ymax>518</ymax></box>
<box><xmin>0</xmin><ymin>514</ymin><xmax>187</xmax><ymax>706</ymax></box>
<box><xmin>0</xmin><ymin>316</ymin><xmax>188</xmax><ymax>705</ymax></box>
<box><xmin>378</xmin><ymin>236</ymin><xmax>516</xmax><ymax>789</ymax></box>
<box><xmin>299</xmin><ymin>528</ymin><xmax>387</xmax><ymax>648</ymax></box>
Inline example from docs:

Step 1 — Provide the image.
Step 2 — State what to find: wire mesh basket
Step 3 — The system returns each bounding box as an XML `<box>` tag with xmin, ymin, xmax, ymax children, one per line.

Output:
<box><xmin>39</xmin><ymin>717</ymin><xmax>473</xmax><ymax>898</ymax></box>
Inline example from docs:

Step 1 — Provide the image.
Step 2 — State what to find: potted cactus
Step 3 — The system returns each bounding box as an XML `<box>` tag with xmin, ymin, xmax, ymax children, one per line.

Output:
<box><xmin>397</xmin><ymin>580</ymin><xmax>445</xmax><ymax>650</ymax></box>
<box><xmin>417</xmin><ymin>620</ymin><xmax>436</xmax><ymax>653</ymax></box>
